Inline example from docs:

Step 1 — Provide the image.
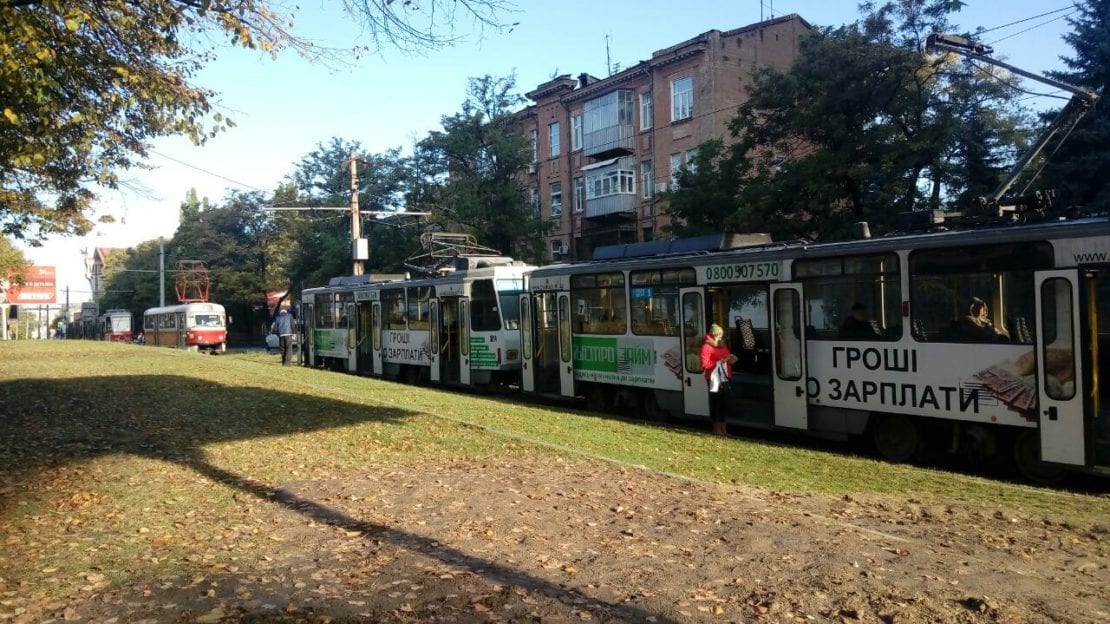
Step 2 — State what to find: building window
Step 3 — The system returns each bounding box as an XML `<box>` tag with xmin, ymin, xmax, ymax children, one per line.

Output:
<box><xmin>573</xmin><ymin>176</ymin><xmax>585</xmax><ymax>213</ymax></box>
<box><xmin>530</xmin><ymin>187</ymin><xmax>540</xmax><ymax>218</ymax></box>
<box><xmin>640</xmin><ymin>92</ymin><xmax>653</xmax><ymax>130</ymax></box>
<box><xmin>670</xmin><ymin>152</ymin><xmax>683</xmax><ymax>185</ymax></box>
<box><xmin>548</xmin><ymin>122</ymin><xmax>561</xmax><ymax>158</ymax></box>
<box><xmin>571</xmin><ymin>114</ymin><xmax>582</xmax><ymax>151</ymax></box>
<box><xmin>586</xmin><ymin>169</ymin><xmax>636</xmax><ymax>199</ymax></box>
<box><xmin>530</xmin><ymin>129</ymin><xmax>538</xmax><ymax>163</ymax></box>
<box><xmin>551</xmin><ymin>239</ymin><xmax>565</xmax><ymax>259</ymax></box>
<box><xmin>685</xmin><ymin>148</ymin><xmax>698</xmax><ymax>175</ymax></box>
<box><xmin>550</xmin><ymin>182</ymin><xmax>563</xmax><ymax>218</ymax></box>
<box><xmin>641</xmin><ymin>160</ymin><xmax>653</xmax><ymax>198</ymax></box>
<box><xmin>671</xmin><ymin>76</ymin><xmax>693</xmax><ymax>122</ymax></box>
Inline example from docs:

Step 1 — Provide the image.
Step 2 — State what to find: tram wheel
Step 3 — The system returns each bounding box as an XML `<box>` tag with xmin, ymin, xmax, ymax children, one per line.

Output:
<box><xmin>641</xmin><ymin>390</ymin><xmax>666</xmax><ymax>421</ymax></box>
<box><xmin>871</xmin><ymin>414</ymin><xmax>920</xmax><ymax>462</ymax></box>
<box><xmin>1011</xmin><ymin>430</ymin><xmax>1067</xmax><ymax>485</ymax></box>
<box><xmin>585</xmin><ymin>385</ymin><xmax>609</xmax><ymax>413</ymax></box>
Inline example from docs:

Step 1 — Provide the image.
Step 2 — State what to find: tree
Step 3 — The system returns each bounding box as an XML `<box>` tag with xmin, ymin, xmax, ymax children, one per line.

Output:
<box><xmin>412</xmin><ymin>74</ymin><xmax>547</xmax><ymax>262</ymax></box>
<box><xmin>0</xmin><ymin>0</ymin><xmax>513</xmax><ymax>241</ymax></box>
<box><xmin>285</xmin><ymin>138</ymin><xmax>418</xmax><ymax>288</ymax></box>
<box><xmin>1040</xmin><ymin>0</ymin><xmax>1110</xmax><ymax>212</ymax></box>
<box><xmin>0</xmin><ymin>235</ymin><xmax>30</xmax><ymax>287</ymax></box>
<box><xmin>666</xmin><ymin>0</ymin><xmax>1028</xmax><ymax>240</ymax></box>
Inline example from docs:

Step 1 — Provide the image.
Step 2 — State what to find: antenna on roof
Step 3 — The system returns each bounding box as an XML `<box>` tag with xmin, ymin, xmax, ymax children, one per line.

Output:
<box><xmin>605</xmin><ymin>34</ymin><xmax>613</xmax><ymax>76</ymax></box>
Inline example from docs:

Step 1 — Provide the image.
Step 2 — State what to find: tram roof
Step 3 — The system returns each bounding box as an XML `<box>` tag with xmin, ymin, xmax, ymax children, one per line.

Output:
<box><xmin>531</xmin><ymin>216</ymin><xmax>1110</xmax><ymax>277</ymax></box>
<box><xmin>143</xmin><ymin>302</ymin><xmax>226</xmax><ymax>315</ymax></box>
<box><xmin>303</xmin><ymin>262</ymin><xmax>533</xmax><ymax>294</ymax></box>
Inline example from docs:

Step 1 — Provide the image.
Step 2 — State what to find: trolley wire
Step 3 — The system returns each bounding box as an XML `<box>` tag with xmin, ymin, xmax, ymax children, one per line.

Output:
<box><xmin>977</xmin><ymin>6</ymin><xmax>1074</xmax><ymax>36</ymax></box>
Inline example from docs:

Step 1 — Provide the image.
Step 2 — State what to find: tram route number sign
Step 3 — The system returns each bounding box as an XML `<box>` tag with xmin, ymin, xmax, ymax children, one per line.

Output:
<box><xmin>702</xmin><ymin>261</ymin><xmax>780</xmax><ymax>283</ymax></box>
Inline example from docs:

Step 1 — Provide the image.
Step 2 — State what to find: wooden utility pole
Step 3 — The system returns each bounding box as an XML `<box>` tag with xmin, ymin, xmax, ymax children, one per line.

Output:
<box><xmin>350</xmin><ymin>151</ymin><xmax>363</xmax><ymax>276</ymax></box>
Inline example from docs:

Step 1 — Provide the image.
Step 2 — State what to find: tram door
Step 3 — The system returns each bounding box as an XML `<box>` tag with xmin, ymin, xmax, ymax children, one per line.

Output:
<box><xmin>429</xmin><ymin>300</ymin><xmax>440</xmax><ymax>383</ymax></box>
<box><xmin>557</xmin><ymin>292</ymin><xmax>574</xmax><ymax>397</ymax></box>
<box><xmin>438</xmin><ymin>298</ymin><xmax>463</xmax><ymax>384</ymax></box>
<box><xmin>520</xmin><ymin>294</ymin><xmax>535</xmax><ymax>392</ymax></box>
<box><xmin>357</xmin><ymin>302</ymin><xmax>373</xmax><ymax>375</ymax></box>
<box><xmin>1034</xmin><ymin>270</ymin><xmax>1087</xmax><ymax>466</ymax></box>
<box><xmin>770</xmin><ymin>284</ymin><xmax>808</xmax><ymax>429</ymax></box>
<box><xmin>459</xmin><ymin>299</ymin><xmax>472</xmax><ymax>386</ymax></box>
<box><xmin>302</xmin><ymin>302</ymin><xmax>314</xmax><ymax>366</ymax></box>
<box><xmin>176</xmin><ymin>312</ymin><xmax>187</xmax><ymax>348</ymax></box>
<box><xmin>525</xmin><ymin>292</ymin><xmax>562</xmax><ymax>395</ymax></box>
<box><xmin>1083</xmin><ymin>266</ymin><xmax>1110</xmax><ymax>468</ymax></box>
<box><xmin>370</xmin><ymin>302</ymin><xmax>382</xmax><ymax>375</ymax></box>
<box><xmin>679</xmin><ymin>287</ymin><xmax>710</xmax><ymax>417</ymax></box>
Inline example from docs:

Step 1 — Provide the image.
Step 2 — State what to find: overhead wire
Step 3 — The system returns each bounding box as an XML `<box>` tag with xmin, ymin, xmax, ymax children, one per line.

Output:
<box><xmin>148</xmin><ymin>149</ymin><xmax>270</xmax><ymax>192</ymax></box>
<box><xmin>977</xmin><ymin>6</ymin><xmax>1074</xmax><ymax>35</ymax></box>
<box><xmin>988</xmin><ymin>11</ymin><xmax>1076</xmax><ymax>45</ymax></box>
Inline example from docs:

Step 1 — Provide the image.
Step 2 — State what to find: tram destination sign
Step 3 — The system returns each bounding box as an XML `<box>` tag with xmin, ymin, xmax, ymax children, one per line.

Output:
<box><xmin>701</xmin><ymin>261</ymin><xmax>780</xmax><ymax>284</ymax></box>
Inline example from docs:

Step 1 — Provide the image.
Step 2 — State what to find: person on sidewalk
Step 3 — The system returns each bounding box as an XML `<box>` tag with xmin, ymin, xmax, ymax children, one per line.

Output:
<box><xmin>271</xmin><ymin>309</ymin><xmax>295</xmax><ymax>366</ymax></box>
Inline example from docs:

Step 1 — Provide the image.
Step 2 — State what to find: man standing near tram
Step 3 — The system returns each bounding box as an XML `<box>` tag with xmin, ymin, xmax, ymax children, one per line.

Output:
<box><xmin>271</xmin><ymin>308</ymin><xmax>295</xmax><ymax>366</ymax></box>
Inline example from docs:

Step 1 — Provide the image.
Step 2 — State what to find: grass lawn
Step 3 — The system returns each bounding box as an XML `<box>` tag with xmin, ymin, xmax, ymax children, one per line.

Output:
<box><xmin>1</xmin><ymin>341</ymin><xmax>1106</xmax><ymax>612</ymax></box>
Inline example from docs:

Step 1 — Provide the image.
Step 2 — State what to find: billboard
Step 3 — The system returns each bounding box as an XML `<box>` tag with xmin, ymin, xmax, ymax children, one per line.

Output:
<box><xmin>6</xmin><ymin>265</ymin><xmax>57</xmax><ymax>304</ymax></box>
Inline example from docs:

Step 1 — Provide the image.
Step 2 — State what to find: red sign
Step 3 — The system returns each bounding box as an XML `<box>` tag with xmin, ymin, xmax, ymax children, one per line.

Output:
<box><xmin>6</xmin><ymin>265</ymin><xmax>56</xmax><ymax>304</ymax></box>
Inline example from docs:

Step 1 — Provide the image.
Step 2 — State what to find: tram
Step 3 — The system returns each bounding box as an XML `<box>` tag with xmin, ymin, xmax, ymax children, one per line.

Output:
<box><xmin>142</xmin><ymin>302</ymin><xmax>228</xmax><ymax>352</ymax></box>
<box><xmin>301</xmin><ymin>257</ymin><xmax>530</xmax><ymax>388</ymax></box>
<box><xmin>97</xmin><ymin>309</ymin><xmax>134</xmax><ymax>342</ymax></box>
<box><xmin>520</xmin><ymin>218</ymin><xmax>1110</xmax><ymax>481</ymax></box>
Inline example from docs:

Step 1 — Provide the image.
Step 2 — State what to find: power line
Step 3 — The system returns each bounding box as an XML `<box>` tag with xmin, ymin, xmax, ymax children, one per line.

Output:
<box><xmin>978</xmin><ymin>6</ymin><xmax>1073</xmax><ymax>35</ymax></box>
<box><xmin>149</xmin><ymin>149</ymin><xmax>269</xmax><ymax>192</ymax></box>
<box><xmin>990</xmin><ymin>11</ymin><xmax>1074</xmax><ymax>45</ymax></box>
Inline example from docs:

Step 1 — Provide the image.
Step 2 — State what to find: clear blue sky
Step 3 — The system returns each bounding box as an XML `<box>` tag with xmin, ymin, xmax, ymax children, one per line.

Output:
<box><xmin>19</xmin><ymin>0</ymin><xmax>1082</xmax><ymax>301</ymax></box>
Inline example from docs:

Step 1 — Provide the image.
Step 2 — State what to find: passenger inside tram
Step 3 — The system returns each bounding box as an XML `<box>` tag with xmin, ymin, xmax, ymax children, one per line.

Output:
<box><xmin>838</xmin><ymin>303</ymin><xmax>882</xmax><ymax>340</ymax></box>
<box><xmin>953</xmin><ymin>297</ymin><xmax>1009</xmax><ymax>342</ymax></box>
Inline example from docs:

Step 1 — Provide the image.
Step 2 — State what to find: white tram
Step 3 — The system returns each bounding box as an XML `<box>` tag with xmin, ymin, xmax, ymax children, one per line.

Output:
<box><xmin>521</xmin><ymin>219</ymin><xmax>1110</xmax><ymax>481</ymax></box>
<box><xmin>301</xmin><ymin>257</ymin><xmax>530</xmax><ymax>387</ymax></box>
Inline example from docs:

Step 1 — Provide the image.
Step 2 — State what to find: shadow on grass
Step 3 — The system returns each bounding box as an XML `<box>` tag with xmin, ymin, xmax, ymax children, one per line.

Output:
<box><xmin>0</xmin><ymin>375</ymin><xmax>680</xmax><ymax>623</ymax></box>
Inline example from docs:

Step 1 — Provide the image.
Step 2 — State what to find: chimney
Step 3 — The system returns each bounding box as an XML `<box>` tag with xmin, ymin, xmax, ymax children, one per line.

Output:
<box><xmin>578</xmin><ymin>73</ymin><xmax>591</xmax><ymax>88</ymax></box>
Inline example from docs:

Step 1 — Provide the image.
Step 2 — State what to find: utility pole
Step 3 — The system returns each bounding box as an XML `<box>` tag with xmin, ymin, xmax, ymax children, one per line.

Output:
<box><xmin>350</xmin><ymin>151</ymin><xmax>363</xmax><ymax>276</ymax></box>
<box><xmin>159</xmin><ymin>237</ymin><xmax>166</xmax><ymax>307</ymax></box>
<box><xmin>65</xmin><ymin>286</ymin><xmax>69</xmax><ymax>338</ymax></box>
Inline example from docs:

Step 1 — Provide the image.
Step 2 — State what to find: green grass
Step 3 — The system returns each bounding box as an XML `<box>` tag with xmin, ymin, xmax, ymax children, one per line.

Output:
<box><xmin>1</xmin><ymin>340</ymin><xmax>1107</xmax><ymax>581</ymax></box>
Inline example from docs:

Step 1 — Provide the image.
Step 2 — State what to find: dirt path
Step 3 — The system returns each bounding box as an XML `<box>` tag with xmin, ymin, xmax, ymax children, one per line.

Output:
<box><xmin>19</xmin><ymin>456</ymin><xmax>1109</xmax><ymax>623</ymax></box>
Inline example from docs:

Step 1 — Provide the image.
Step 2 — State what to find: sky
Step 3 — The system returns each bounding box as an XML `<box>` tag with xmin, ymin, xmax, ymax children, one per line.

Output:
<box><xmin>14</xmin><ymin>0</ymin><xmax>1083</xmax><ymax>305</ymax></box>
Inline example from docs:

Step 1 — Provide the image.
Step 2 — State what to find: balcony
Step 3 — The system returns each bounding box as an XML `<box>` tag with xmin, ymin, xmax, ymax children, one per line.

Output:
<box><xmin>585</xmin><ymin>193</ymin><xmax>637</xmax><ymax>219</ymax></box>
<box><xmin>583</xmin><ymin>124</ymin><xmax>634</xmax><ymax>158</ymax></box>
<box><xmin>583</xmin><ymin>90</ymin><xmax>635</xmax><ymax>159</ymax></box>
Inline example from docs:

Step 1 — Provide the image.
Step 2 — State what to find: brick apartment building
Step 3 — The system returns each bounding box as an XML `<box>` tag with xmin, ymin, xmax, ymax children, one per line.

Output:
<box><xmin>519</xmin><ymin>14</ymin><xmax>811</xmax><ymax>262</ymax></box>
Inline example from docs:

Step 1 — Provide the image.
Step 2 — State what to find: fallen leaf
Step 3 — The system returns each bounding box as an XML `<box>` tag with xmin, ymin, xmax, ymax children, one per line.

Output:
<box><xmin>195</xmin><ymin>607</ymin><xmax>225</xmax><ymax>623</ymax></box>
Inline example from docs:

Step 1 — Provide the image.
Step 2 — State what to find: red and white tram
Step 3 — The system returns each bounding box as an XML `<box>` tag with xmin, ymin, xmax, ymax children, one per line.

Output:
<box><xmin>142</xmin><ymin>302</ymin><xmax>228</xmax><ymax>352</ymax></box>
<box><xmin>98</xmin><ymin>309</ymin><xmax>134</xmax><ymax>342</ymax></box>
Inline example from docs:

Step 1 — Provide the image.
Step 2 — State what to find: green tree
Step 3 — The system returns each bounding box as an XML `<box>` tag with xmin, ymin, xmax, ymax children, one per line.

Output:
<box><xmin>99</xmin><ymin>240</ymin><xmax>164</xmax><ymax>314</ymax></box>
<box><xmin>666</xmin><ymin>0</ymin><xmax>1028</xmax><ymax>240</ymax></box>
<box><xmin>1040</xmin><ymin>0</ymin><xmax>1109</xmax><ymax>212</ymax></box>
<box><xmin>412</xmin><ymin>74</ymin><xmax>547</xmax><ymax>262</ymax></box>
<box><xmin>0</xmin><ymin>236</ymin><xmax>30</xmax><ymax>286</ymax></box>
<box><xmin>0</xmin><ymin>0</ymin><xmax>512</xmax><ymax>242</ymax></box>
<box><xmin>285</xmin><ymin>138</ymin><xmax>418</xmax><ymax>289</ymax></box>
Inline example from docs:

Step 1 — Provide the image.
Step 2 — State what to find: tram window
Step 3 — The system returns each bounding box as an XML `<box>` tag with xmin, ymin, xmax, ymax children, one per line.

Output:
<box><xmin>316</xmin><ymin>298</ymin><xmax>333</xmax><ymax>329</ymax></box>
<box><xmin>382</xmin><ymin>288</ymin><xmax>406</xmax><ymax>329</ymax></box>
<box><xmin>496</xmin><ymin>279</ymin><xmax>524</xmax><ymax>330</ymax></box>
<box><xmin>571</xmin><ymin>272</ymin><xmax>627</xmax><ymax>334</ymax></box>
<box><xmin>521</xmin><ymin>298</ymin><xmax>532</xmax><ymax>361</ymax></box>
<box><xmin>558</xmin><ymin>294</ymin><xmax>571</xmax><ymax>363</ymax></box>
<box><xmin>1040</xmin><ymin>278</ymin><xmax>1076</xmax><ymax>400</ymax></box>
<box><xmin>794</xmin><ymin>253</ymin><xmax>900</xmax><ymax>341</ymax></box>
<box><xmin>630</xmin><ymin>269</ymin><xmax>695</xmax><ymax>336</ymax></box>
<box><xmin>336</xmin><ymin>293</ymin><xmax>354</xmax><ymax>329</ymax></box>
<box><xmin>909</xmin><ymin>243</ymin><xmax>1051</xmax><ymax>343</ymax></box>
<box><xmin>192</xmin><ymin>314</ymin><xmax>223</xmax><ymax>327</ymax></box>
<box><xmin>774</xmin><ymin>289</ymin><xmax>803</xmax><ymax>381</ymax></box>
<box><xmin>407</xmin><ymin>286</ymin><xmax>432</xmax><ymax>330</ymax></box>
<box><xmin>471</xmin><ymin>279</ymin><xmax>502</xmax><ymax>332</ymax></box>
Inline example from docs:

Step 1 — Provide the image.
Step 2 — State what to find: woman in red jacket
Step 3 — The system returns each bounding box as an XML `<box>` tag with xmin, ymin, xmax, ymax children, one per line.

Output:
<box><xmin>700</xmin><ymin>323</ymin><xmax>737</xmax><ymax>436</ymax></box>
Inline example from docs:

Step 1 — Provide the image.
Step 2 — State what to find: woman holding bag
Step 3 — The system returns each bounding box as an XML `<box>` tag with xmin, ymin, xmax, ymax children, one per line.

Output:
<box><xmin>700</xmin><ymin>323</ymin><xmax>737</xmax><ymax>437</ymax></box>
